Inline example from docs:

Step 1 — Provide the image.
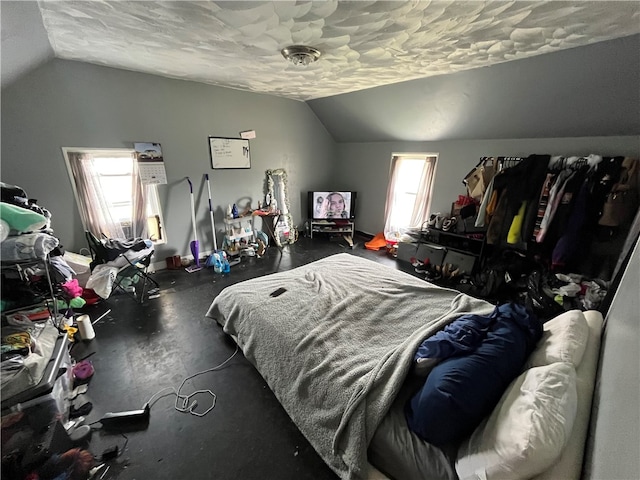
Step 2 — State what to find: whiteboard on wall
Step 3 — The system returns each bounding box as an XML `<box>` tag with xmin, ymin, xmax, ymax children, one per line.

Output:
<box><xmin>208</xmin><ymin>137</ymin><xmax>251</xmax><ymax>169</ymax></box>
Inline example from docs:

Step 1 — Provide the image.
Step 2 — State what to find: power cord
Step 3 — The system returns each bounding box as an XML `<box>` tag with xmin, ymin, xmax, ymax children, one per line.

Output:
<box><xmin>146</xmin><ymin>345</ymin><xmax>239</xmax><ymax>417</ymax></box>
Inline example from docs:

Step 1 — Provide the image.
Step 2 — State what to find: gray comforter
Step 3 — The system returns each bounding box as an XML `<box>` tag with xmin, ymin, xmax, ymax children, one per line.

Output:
<box><xmin>206</xmin><ymin>253</ymin><xmax>493</xmax><ymax>479</ymax></box>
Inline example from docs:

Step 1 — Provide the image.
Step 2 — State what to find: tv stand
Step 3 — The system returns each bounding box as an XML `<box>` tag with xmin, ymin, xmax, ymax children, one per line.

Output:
<box><xmin>309</xmin><ymin>220</ymin><xmax>354</xmax><ymax>239</ymax></box>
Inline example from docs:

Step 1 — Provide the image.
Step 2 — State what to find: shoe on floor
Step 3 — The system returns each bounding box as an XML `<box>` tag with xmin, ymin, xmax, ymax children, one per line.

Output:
<box><xmin>70</xmin><ymin>402</ymin><xmax>93</xmax><ymax>419</ymax></box>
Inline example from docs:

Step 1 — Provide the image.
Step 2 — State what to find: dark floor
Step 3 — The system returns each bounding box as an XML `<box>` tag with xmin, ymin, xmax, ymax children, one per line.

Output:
<box><xmin>69</xmin><ymin>235</ymin><xmax>406</xmax><ymax>480</ymax></box>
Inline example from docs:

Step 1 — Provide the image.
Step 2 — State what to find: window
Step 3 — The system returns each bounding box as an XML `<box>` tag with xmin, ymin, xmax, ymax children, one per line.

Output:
<box><xmin>384</xmin><ymin>153</ymin><xmax>437</xmax><ymax>242</ymax></box>
<box><xmin>63</xmin><ymin>148</ymin><xmax>165</xmax><ymax>243</ymax></box>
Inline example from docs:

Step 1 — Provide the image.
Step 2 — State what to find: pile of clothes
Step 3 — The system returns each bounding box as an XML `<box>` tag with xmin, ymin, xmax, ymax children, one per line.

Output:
<box><xmin>0</xmin><ymin>182</ymin><xmax>90</xmax><ymax>315</ymax></box>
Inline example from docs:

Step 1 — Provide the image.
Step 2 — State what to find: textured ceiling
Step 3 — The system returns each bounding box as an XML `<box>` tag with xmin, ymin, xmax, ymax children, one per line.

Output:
<box><xmin>37</xmin><ymin>1</ymin><xmax>640</xmax><ymax>101</ymax></box>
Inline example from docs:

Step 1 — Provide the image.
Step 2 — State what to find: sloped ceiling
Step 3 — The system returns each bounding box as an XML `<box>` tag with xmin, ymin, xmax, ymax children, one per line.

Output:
<box><xmin>0</xmin><ymin>1</ymin><xmax>54</xmax><ymax>88</ymax></box>
<box><xmin>307</xmin><ymin>34</ymin><xmax>640</xmax><ymax>142</ymax></box>
<box><xmin>31</xmin><ymin>0</ymin><xmax>640</xmax><ymax>101</ymax></box>
<box><xmin>2</xmin><ymin>2</ymin><xmax>638</xmax><ymax>143</ymax></box>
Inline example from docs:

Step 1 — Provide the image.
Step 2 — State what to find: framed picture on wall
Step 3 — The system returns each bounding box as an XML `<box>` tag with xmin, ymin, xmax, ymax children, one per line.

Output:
<box><xmin>209</xmin><ymin>136</ymin><xmax>251</xmax><ymax>169</ymax></box>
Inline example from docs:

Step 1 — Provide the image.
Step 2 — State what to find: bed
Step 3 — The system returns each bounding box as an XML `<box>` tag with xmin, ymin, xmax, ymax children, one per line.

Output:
<box><xmin>206</xmin><ymin>253</ymin><xmax>603</xmax><ymax>480</ymax></box>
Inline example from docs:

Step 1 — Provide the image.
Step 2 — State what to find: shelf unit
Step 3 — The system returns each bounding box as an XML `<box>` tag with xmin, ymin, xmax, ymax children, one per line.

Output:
<box><xmin>223</xmin><ymin>215</ymin><xmax>255</xmax><ymax>245</ymax></box>
<box><xmin>309</xmin><ymin>220</ymin><xmax>355</xmax><ymax>239</ymax></box>
<box><xmin>418</xmin><ymin>228</ymin><xmax>485</xmax><ymax>274</ymax></box>
<box><xmin>421</xmin><ymin>229</ymin><xmax>485</xmax><ymax>257</ymax></box>
<box><xmin>1</xmin><ymin>256</ymin><xmax>61</xmax><ymax>327</ymax></box>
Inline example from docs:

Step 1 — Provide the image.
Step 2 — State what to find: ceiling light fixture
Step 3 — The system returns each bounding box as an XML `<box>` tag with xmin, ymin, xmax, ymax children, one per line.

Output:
<box><xmin>281</xmin><ymin>45</ymin><xmax>321</xmax><ymax>66</ymax></box>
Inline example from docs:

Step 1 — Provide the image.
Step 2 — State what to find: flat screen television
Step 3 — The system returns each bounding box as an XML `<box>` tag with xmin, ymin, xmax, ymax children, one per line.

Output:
<box><xmin>308</xmin><ymin>191</ymin><xmax>357</xmax><ymax>220</ymax></box>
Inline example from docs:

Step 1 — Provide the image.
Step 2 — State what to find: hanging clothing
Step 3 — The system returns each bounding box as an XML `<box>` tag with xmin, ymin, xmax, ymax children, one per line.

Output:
<box><xmin>507</xmin><ymin>201</ymin><xmax>528</xmax><ymax>245</ymax></box>
<box><xmin>486</xmin><ymin>155</ymin><xmax>550</xmax><ymax>246</ymax></box>
<box><xmin>535</xmin><ymin>169</ymin><xmax>576</xmax><ymax>243</ymax></box>
<box><xmin>598</xmin><ymin>157</ymin><xmax>640</xmax><ymax>227</ymax></box>
<box><xmin>544</xmin><ymin>171</ymin><xmax>586</xmax><ymax>248</ymax></box>
<box><xmin>463</xmin><ymin>157</ymin><xmax>497</xmax><ymax>202</ymax></box>
<box><xmin>475</xmin><ymin>176</ymin><xmax>496</xmax><ymax>228</ymax></box>
<box><xmin>552</xmin><ymin>181</ymin><xmax>590</xmax><ymax>269</ymax></box>
<box><xmin>531</xmin><ymin>173</ymin><xmax>556</xmax><ymax>240</ymax></box>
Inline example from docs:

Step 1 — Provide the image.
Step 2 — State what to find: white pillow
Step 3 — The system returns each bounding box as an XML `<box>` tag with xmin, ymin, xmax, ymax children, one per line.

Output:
<box><xmin>531</xmin><ymin>311</ymin><xmax>604</xmax><ymax>480</ymax></box>
<box><xmin>526</xmin><ymin>310</ymin><xmax>589</xmax><ymax>368</ymax></box>
<box><xmin>456</xmin><ymin>362</ymin><xmax>578</xmax><ymax>480</ymax></box>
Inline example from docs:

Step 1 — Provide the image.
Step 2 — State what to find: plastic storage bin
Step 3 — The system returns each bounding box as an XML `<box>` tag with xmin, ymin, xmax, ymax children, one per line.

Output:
<box><xmin>2</xmin><ymin>333</ymin><xmax>72</xmax><ymax>430</ymax></box>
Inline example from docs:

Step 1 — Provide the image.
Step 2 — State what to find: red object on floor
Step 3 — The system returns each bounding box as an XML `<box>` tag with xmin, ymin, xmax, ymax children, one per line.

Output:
<box><xmin>8</xmin><ymin>306</ymin><xmax>51</xmax><ymax>322</ymax></box>
<box><xmin>81</xmin><ymin>289</ymin><xmax>100</xmax><ymax>305</ymax></box>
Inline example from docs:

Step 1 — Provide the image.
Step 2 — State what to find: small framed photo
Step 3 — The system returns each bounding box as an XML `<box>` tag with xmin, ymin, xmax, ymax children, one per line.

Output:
<box><xmin>209</xmin><ymin>137</ymin><xmax>251</xmax><ymax>169</ymax></box>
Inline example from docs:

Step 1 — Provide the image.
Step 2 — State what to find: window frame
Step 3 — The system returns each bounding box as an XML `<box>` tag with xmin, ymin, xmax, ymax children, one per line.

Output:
<box><xmin>62</xmin><ymin>147</ymin><xmax>166</xmax><ymax>244</ymax></box>
<box><xmin>385</xmin><ymin>152</ymin><xmax>438</xmax><ymax>240</ymax></box>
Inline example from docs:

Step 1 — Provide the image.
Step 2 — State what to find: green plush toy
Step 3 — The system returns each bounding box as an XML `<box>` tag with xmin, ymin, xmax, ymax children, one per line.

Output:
<box><xmin>69</xmin><ymin>297</ymin><xmax>87</xmax><ymax>308</ymax></box>
<box><xmin>0</xmin><ymin>202</ymin><xmax>47</xmax><ymax>233</ymax></box>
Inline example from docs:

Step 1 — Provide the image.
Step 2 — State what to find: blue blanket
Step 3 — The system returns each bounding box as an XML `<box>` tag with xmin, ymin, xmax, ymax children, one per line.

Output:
<box><xmin>406</xmin><ymin>303</ymin><xmax>541</xmax><ymax>447</ymax></box>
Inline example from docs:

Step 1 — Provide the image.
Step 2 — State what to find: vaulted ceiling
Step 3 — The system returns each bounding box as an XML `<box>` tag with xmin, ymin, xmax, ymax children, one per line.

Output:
<box><xmin>3</xmin><ymin>1</ymin><xmax>640</xmax><ymax>100</ymax></box>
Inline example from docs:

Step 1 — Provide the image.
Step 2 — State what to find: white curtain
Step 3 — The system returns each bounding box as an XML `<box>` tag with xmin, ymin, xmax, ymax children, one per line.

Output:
<box><xmin>383</xmin><ymin>156</ymin><xmax>402</xmax><ymax>242</ymax></box>
<box><xmin>67</xmin><ymin>152</ymin><xmax>146</xmax><ymax>240</ymax></box>
<box><xmin>384</xmin><ymin>155</ymin><xmax>436</xmax><ymax>242</ymax></box>
<box><xmin>130</xmin><ymin>161</ymin><xmax>148</xmax><ymax>239</ymax></box>
<box><xmin>409</xmin><ymin>156</ymin><xmax>436</xmax><ymax>226</ymax></box>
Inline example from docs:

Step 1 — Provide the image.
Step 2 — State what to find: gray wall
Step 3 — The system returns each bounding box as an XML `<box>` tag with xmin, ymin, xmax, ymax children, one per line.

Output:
<box><xmin>0</xmin><ymin>1</ymin><xmax>54</xmax><ymax>89</ymax></box>
<box><xmin>340</xmin><ymin>137</ymin><xmax>640</xmax><ymax>236</ymax></box>
<box><xmin>585</xmin><ymin>236</ymin><xmax>640</xmax><ymax>479</ymax></box>
<box><xmin>309</xmin><ymin>34</ymin><xmax>640</xmax><ymax>143</ymax></box>
<box><xmin>1</xmin><ymin>59</ymin><xmax>336</xmax><ymax>256</ymax></box>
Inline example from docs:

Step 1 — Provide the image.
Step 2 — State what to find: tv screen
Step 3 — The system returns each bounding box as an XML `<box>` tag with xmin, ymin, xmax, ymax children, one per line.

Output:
<box><xmin>309</xmin><ymin>191</ymin><xmax>357</xmax><ymax>220</ymax></box>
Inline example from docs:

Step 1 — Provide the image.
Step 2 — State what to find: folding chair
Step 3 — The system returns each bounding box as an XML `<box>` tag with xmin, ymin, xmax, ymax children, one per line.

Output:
<box><xmin>85</xmin><ymin>231</ymin><xmax>159</xmax><ymax>303</ymax></box>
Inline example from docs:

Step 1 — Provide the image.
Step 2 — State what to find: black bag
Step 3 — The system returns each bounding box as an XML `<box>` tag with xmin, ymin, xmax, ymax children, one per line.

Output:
<box><xmin>463</xmin><ymin>158</ymin><xmax>497</xmax><ymax>202</ymax></box>
<box><xmin>598</xmin><ymin>158</ymin><xmax>639</xmax><ymax>227</ymax></box>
